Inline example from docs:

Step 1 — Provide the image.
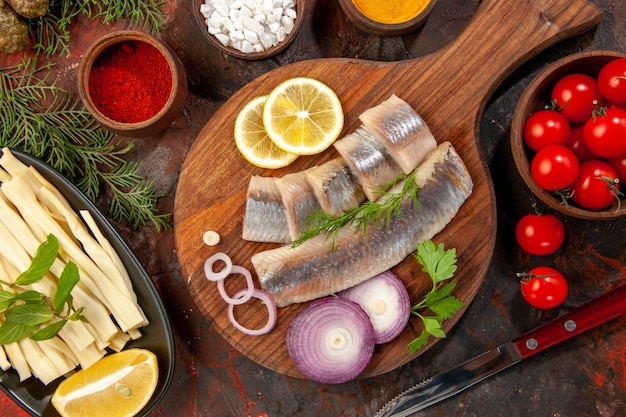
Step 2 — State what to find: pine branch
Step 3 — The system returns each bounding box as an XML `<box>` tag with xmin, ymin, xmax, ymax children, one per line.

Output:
<box><xmin>0</xmin><ymin>59</ymin><xmax>172</xmax><ymax>232</ymax></box>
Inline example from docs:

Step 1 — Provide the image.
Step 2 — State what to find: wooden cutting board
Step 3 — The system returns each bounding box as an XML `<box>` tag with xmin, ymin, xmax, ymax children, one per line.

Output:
<box><xmin>173</xmin><ymin>0</ymin><xmax>603</xmax><ymax>379</ymax></box>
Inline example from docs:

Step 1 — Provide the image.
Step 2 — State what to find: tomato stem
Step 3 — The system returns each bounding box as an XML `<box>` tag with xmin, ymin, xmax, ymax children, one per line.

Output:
<box><xmin>516</xmin><ymin>272</ymin><xmax>555</xmax><ymax>283</ymax></box>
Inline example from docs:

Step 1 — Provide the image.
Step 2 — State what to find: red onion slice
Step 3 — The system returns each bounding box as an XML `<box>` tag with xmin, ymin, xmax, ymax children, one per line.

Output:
<box><xmin>204</xmin><ymin>252</ymin><xmax>232</xmax><ymax>282</ymax></box>
<box><xmin>227</xmin><ymin>288</ymin><xmax>277</xmax><ymax>336</ymax></box>
<box><xmin>286</xmin><ymin>297</ymin><xmax>375</xmax><ymax>384</ymax></box>
<box><xmin>216</xmin><ymin>264</ymin><xmax>255</xmax><ymax>305</ymax></box>
<box><xmin>338</xmin><ymin>270</ymin><xmax>410</xmax><ymax>344</ymax></box>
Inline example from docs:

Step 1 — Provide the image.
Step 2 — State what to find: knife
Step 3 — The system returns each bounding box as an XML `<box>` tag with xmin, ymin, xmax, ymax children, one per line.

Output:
<box><xmin>375</xmin><ymin>283</ymin><xmax>626</xmax><ymax>417</ymax></box>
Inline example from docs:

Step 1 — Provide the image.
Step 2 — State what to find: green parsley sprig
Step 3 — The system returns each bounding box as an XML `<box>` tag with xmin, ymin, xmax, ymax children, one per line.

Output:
<box><xmin>0</xmin><ymin>234</ymin><xmax>87</xmax><ymax>345</ymax></box>
<box><xmin>292</xmin><ymin>171</ymin><xmax>420</xmax><ymax>248</ymax></box>
<box><xmin>407</xmin><ymin>240</ymin><xmax>464</xmax><ymax>354</ymax></box>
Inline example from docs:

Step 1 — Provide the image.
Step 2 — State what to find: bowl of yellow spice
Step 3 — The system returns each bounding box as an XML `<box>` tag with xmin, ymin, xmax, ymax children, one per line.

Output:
<box><xmin>338</xmin><ymin>0</ymin><xmax>436</xmax><ymax>36</ymax></box>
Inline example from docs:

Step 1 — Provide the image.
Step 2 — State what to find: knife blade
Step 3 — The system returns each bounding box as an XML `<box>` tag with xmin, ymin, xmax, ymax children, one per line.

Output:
<box><xmin>375</xmin><ymin>283</ymin><xmax>626</xmax><ymax>417</ymax></box>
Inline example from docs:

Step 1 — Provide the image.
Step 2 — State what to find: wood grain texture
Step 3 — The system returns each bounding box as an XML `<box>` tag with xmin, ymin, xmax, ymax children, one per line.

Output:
<box><xmin>173</xmin><ymin>0</ymin><xmax>603</xmax><ymax>378</ymax></box>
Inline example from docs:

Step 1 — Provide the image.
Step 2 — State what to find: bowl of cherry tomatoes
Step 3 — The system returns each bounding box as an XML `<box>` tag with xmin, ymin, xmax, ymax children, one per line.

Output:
<box><xmin>511</xmin><ymin>50</ymin><xmax>626</xmax><ymax>220</ymax></box>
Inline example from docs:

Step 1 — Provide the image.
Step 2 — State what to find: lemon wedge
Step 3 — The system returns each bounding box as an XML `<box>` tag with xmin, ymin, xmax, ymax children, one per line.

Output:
<box><xmin>234</xmin><ymin>95</ymin><xmax>299</xmax><ymax>169</ymax></box>
<box><xmin>262</xmin><ymin>77</ymin><xmax>344</xmax><ymax>155</ymax></box>
<box><xmin>51</xmin><ymin>348</ymin><xmax>158</xmax><ymax>417</ymax></box>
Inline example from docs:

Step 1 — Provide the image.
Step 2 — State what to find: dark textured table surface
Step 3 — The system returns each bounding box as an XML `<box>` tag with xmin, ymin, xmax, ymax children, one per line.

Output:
<box><xmin>1</xmin><ymin>0</ymin><xmax>625</xmax><ymax>416</ymax></box>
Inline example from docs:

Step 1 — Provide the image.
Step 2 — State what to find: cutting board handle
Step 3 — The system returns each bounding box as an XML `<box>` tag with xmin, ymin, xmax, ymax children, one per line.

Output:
<box><xmin>393</xmin><ymin>0</ymin><xmax>604</xmax><ymax>122</ymax></box>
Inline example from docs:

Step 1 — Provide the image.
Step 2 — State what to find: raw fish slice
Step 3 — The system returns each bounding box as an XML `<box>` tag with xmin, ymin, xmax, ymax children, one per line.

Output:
<box><xmin>253</xmin><ymin>142</ymin><xmax>473</xmax><ymax>307</ymax></box>
<box><xmin>242</xmin><ymin>175</ymin><xmax>291</xmax><ymax>244</ymax></box>
<box><xmin>334</xmin><ymin>126</ymin><xmax>404</xmax><ymax>201</ymax></box>
<box><xmin>277</xmin><ymin>170</ymin><xmax>322</xmax><ymax>242</ymax></box>
<box><xmin>305</xmin><ymin>157</ymin><xmax>366</xmax><ymax>216</ymax></box>
<box><xmin>359</xmin><ymin>94</ymin><xmax>437</xmax><ymax>173</ymax></box>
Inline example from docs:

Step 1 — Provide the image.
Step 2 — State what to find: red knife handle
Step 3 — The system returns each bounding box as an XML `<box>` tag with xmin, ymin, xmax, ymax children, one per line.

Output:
<box><xmin>512</xmin><ymin>284</ymin><xmax>626</xmax><ymax>359</ymax></box>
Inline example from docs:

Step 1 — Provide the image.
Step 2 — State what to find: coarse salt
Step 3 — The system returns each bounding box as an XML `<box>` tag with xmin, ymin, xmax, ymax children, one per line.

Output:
<box><xmin>200</xmin><ymin>0</ymin><xmax>297</xmax><ymax>53</ymax></box>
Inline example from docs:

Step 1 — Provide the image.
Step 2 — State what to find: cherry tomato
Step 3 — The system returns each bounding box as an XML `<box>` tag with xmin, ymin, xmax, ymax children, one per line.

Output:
<box><xmin>515</xmin><ymin>213</ymin><xmax>565</xmax><ymax>255</ymax></box>
<box><xmin>531</xmin><ymin>145</ymin><xmax>579</xmax><ymax>190</ymax></box>
<box><xmin>552</xmin><ymin>73</ymin><xmax>604</xmax><ymax>123</ymax></box>
<box><xmin>565</xmin><ymin>124</ymin><xmax>598</xmax><ymax>162</ymax></box>
<box><xmin>522</xmin><ymin>109</ymin><xmax>571</xmax><ymax>151</ymax></box>
<box><xmin>607</xmin><ymin>154</ymin><xmax>626</xmax><ymax>184</ymax></box>
<box><xmin>582</xmin><ymin>107</ymin><xmax>626</xmax><ymax>158</ymax></box>
<box><xmin>520</xmin><ymin>266</ymin><xmax>568</xmax><ymax>309</ymax></box>
<box><xmin>597</xmin><ymin>58</ymin><xmax>626</xmax><ymax>105</ymax></box>
<box><xmin>570</xmin><ymin>160</ymin><xmax>620</xmax><ymax>210</ymax></box>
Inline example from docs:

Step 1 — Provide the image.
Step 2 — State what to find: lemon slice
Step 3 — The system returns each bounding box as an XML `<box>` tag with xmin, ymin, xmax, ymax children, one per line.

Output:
<box><xmin>263</xmin><ymin>77</ymin><xmax>344</xmax><ymax>155</ymax></box>
<box><xmin>234</xmin><ymin>95</ymin><xmax>299</xmax><ymax>169</ymax></box>
<box><xmin>51</xmin><ymin>348</ymin><xmax>158</xmax><ymax>417</ymax></box>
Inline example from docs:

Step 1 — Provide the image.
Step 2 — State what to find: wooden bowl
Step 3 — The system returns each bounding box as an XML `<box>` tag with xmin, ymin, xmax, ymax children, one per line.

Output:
<box><xmin>338</xmin><ymin>0</ymin><xmax>437</xmax><ymax>36</ymax></box>
<box><xmin>78</xmin><ymin>30</ymin><xmax>188</xmax><ymax>138</ymax></box>
<box><xmin>194</xmin><ymin>0</ymin><xmax>305</xmax><ymax>60</ymax></box>
<box><xmin>510</xmin><ymin>50</ymin><xmax>626</xmax><ymax>220</ymax></box>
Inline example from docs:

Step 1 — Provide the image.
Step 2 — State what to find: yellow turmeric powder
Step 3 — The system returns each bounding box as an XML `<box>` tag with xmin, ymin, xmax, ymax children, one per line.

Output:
<box><xmin>351</xmin><ymin>0</ymin><xmax>430</xmax><ymax>25</ymax></box>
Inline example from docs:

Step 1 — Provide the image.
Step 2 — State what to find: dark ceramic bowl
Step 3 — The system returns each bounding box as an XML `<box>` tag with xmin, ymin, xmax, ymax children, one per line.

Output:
<box><xmin>510</xmin><ymin>50</ymin><xmax>626</xmax><ymax>220</ymax></box>
<box><xmin>338</xmin><ymin>0</ymin><xmax>437</xmax><ymax>36</ymax></box>
<box><xmin>78</xmin><ymin>30</ymin><xmax>187</xmax><ymax>137</ymax></box>
<box><xmin>0</xmin><ymin>149</ymin><xmax>175</xmax><ymax>417</ymax></box>
<box><xmin>194</xmin><ymin>0</ymin><xmax>305</xmax><ymax>60</ymax></box>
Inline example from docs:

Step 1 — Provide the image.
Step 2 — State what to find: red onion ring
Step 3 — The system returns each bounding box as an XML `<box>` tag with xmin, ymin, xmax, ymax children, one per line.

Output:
<box><xmin>227</xmin><ymin>288</ymin><xmax>277</xmax><ymax>336</ymax></box>
<box><xmin>204</xmin><ymin>252</ymin><xmax>232</xmax><ymax>282</ymax></box>
<box><xmin>286</xmin><ymin>297</ymin><xmax>375</xmax><ymax>384</ymax></box>
<box><xmin>217</xmin><ymin>265</ymin><xmax>255</xmax><ymax>305</ymax></box>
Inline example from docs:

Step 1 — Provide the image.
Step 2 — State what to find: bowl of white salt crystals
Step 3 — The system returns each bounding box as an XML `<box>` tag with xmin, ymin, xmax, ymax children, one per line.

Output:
<box><xmin>197</xmin><ymin>0</ymin><xmax>304</xmax><ymax>60</ymax></box>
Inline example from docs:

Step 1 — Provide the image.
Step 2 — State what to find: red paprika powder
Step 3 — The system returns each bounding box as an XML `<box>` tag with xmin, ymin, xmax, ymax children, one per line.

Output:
<box><xmin>88</xmin><ymin>40</ymin><xmax>172</xmax><ymax>124</ymax></box>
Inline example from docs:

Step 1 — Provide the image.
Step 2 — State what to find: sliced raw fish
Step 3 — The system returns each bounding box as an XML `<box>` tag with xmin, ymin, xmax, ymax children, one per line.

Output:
<box><xmin>277</xmin><ymin>170</ymin><xmax>322</xmax><ymax>242</ymax></box>
<box><xmin>305</xmin><ymin>157</ymin><xmax>366</xmax><ymax>216</ymax></box>
<box><xmin>242</xmin><ymin>175</ymin><xmax>291</xmax><ymax>244</ymax></box>
<box><xmin>252</xmin><ymin>142</ymin><xmax>473</xmax><ymax>307</ymax></box>
<box><xmin>334</xmin><ymin>126</ymin><xmax>404</xmax><ymax>201</ymax></box>
<box><xmin>359</xmin><ymin>94</ymin><xmax>437</xmax><ymax>173</ymax></box>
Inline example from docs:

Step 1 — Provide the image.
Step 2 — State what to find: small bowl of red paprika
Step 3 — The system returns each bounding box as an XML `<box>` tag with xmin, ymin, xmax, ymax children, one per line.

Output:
<box><xmin>510</xmin><ymin>50</ymin><xmax>626</xmax><ymax>220</ymax></box>
<box><xmin>78</xmin><ymin>30</ymin><xmax>188</xmax><ymax>137</ymax></box>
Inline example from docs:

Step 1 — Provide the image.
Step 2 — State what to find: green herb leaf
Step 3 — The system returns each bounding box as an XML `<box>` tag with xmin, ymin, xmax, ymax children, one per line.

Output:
<box><xmin>53</xmin><ymin>261</ymin><xmax>80</xmax><ymax>313</ymax></box>
<box><xmin>31</xmin><ymin>320</ymin><xmax>67</xmax><ymax>341</ymax></box>
<box><xmin>0</xmin><ymin>320</ymin><xmax>38</xmax><ymax>345</ymax></box>
<box><xmin>414</xmin><ymin>240</ymin><xmax>457</xmax><ymax>284</ymax></box>
<box><xmin>292</xmin><ymin>171</ymin><xmax>420</xmax><ymax>248</ymax></box>
<box><xmin>407</xmin><ymin>328</ymin><xmax>431</xmax><ymax>354</ymax></box>
<box><xmin>0</xmin><ymin>234</ymin><xmax>86</xmax><ymax>345</ymax></box>
<box><xmin>407</xmin><ymin>240</ymin><xmax>464</xmax><ymax>354</ymax></box>
<box><xmin>6</xmin><ymin>302</ymin><xmax>54</xmax><ymax>326</ymax></box>
<box><xmin>15</xmin><ymin>234</ymin><xmax>58</xmax><ymax>286</ymax></box>
<box><xmin>68</xmin><ymin>306</ymin><xmax>88</xmax><ymax>323</ymax></box>
<box><xmin>0</xmin><ymin>290</ymin><xmax>14</xmax><ymax>313</ymax></box>
<box><xmin>0</xmin><ymin>59</ymin><xmax>171</xmax><ymax>231</ymax></box>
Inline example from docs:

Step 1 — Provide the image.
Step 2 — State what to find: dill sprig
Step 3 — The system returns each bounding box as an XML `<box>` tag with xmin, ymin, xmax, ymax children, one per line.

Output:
<box><xmin>29</xmin><ymin>0</ymin><xmax>166</xmax><ymax>57</ymax></box>
<box><xmin>291</xmin><ymin>171</ymin><xmax>420</xmax><ymax>248</ymax></box>
<box><xmin>0</xmin><ymin>58</ymin><xmax>171</xmax><ymax>231</ymax></box>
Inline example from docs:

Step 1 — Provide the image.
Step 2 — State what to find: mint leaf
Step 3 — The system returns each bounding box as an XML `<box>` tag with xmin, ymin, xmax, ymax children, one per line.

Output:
<box><xmin>54</xmin><ymin>261</ymin><xmax>80</xmax><ymax>313</ymax></box>
<box><xmin>6</xmin><ymin>302</ymin><xmax>54</xmax><ymax>326</ymax></box>
<box><xmin>0</xmin><ymin>320</ymin><xmax>38</xmax><ymax>344</ymax></box>
<box><xmin>15</xmin><ymin>234</ymin><xmax>58</xmax><ymax>286</ymax></box>
<box><xmin>0</xmin><ymin>290</ymin><xmax>17</xmax><ymax>313</ymax></box>
<box><xmin>68</xmin><ymin>306</ymin><xmax>88</xmax><ymax>323</ymax></box>
<box><xmin>31</xmin><ymin>320</ymin><xmax>67</xmax><ymax>341</ymax></box>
